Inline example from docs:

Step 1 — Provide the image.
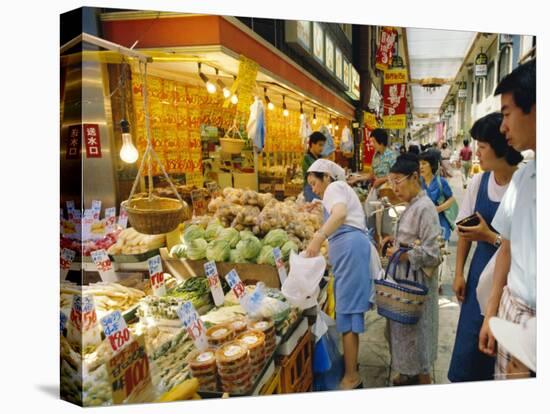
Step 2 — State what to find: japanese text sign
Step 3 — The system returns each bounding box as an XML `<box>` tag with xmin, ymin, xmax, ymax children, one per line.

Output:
<box><xmin>91</xmin><ymin>249</ymin><xmax>117</xmax><ymax>282</ymax></box>
<box><xmin>66</xmin><ymin>125</ymin><xmax>81</xmax><ymax>160</ymax></box>
<box><xmin>70</xmin><ymin>295</ymin><xmax>98</xmax><ymax>333</ymax></box>
<box><xmin>147</xmin><ymin>255</ymin><xmax>166</xmax><ymax>297</ymax></box>
<box><xmin>272</xmin><ymin>248</ymin><xmax>288</xmax><ymax>285</ymax></box>
<box><xmin>204</xmin><ymin>261</ymin><xmax>225</xmax><ymax>307</ymax></box>
<box><xmin>105</xmin><ymin>207</ymin><xmax>117</xmax><ymax>233</ymax></box>
<box><xmin>225</xmin><ymin>269</ymin><xmax>246</xmax><ymax>302</ymax></box>
<box><xmin>376</xmin><ymin>27</ymin><xmax>398</xmax><ymax>71</ymax></box>
<box><xmin>101</xmin><ymin>310</ymin><xmax>132</xmax><ymax>353</ymax></box>
<box><xmin>177</xmin><ymin>301</ymin><xmax>208</xmax><ymax>351</ymax></box>
<box><xmin>118</xmin><ymin>204</ymin><xmax>129</xmax><ymax>229</ymax></box>
<box><xmin>60</xmin><ymin>248</ymin><xmax>76</xmax><ymax>281</ymax></box>
<box><xmin>84</xmin><ymin>124</ymin><xmax>102</xmax><ymax>158</ymax></box>
<box><xmin>383</xmin><ymin>69</ymin><xmax>408</xmax><ymax>130</ymax></box>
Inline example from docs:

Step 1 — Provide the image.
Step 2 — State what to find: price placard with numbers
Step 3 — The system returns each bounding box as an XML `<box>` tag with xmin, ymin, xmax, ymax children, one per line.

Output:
<box><xmin>204</xmin><ymin>261</ymin><xmax>225</xmax><ymax>307</ymax></box>
<box><xmin>191</xmin><ymin>189</ymin><xmax>207</xmax><ymax>217</ymax></box>
<box><xmin>118</xmin><ymin>204</ymin><xmax>129</xmax><ymax>229</ymax></box>
<box><xmin>91</xmin><ymin>249</ymin><xmax>118</xmax><ymax>282</ymax></box>
<box><xmin>70</xmin><ymin>295</ymin><xmax>97</xmax><ymax>332</ymax></box>
<box><xmin>206</xmin><ymin>181</ymin><xmax>221</xmax><ymax>199</ymax></box>
<box><xmin>225</xmin><ymin>269</ymin><xmax>247</xmax><ymax>302</ymax></box>
<box><xmin>101</xmin><ymin>310</ymin><xmax>132</xmax><ymax>353</ymax></box>
<box><xmin>60</xmin><ymin>248</ymin><xmax>76</xmax><ymax>281</ymax></box>
<box><xmin>176</xmin><ymin>301</ymin><xmax>208</xmax><ymax>351</ymax></box>
<box><xmin>107</xmin><ymin>335</ymin><xmax>152</xmax><ymax>404</ymax></box>
<box><xmin>273</xmin><ymin>247</ymin><xmax>288</xmax><ymax>285</ymax></box>
<box><xmin>147</xmin><ymin>255</ymin><xmax>166</xmax><ymax>297</ymax></box>
<box><xmin>105</xmin><ymin>207</ymin><xmax>117</xmax><ymax>233</ymax></box>
<box><xmin>91</xmin><ymin>200</ymin><xmax>102</xmax><ymax>221</ymax></box>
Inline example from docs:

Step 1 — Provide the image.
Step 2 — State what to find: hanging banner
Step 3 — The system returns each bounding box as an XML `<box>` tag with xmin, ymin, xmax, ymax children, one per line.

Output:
<box><xmin>475</xmin><ymin>52</ymin><xmax>488</xmax><ymax>77</ymax></box>
<box><xmin>376</xmin><ymin>27</ymin><xmax>398</xmax><ymax>71</ymax></box>
<box><xmin>382</xmin><ymin>69</ymin><xmax>408</xmax><ymax>130</ymax></box>
<box><xmin>224</xmin><ymin>55</ymin><xmax>259</xmax><ymax>113</ymax></box>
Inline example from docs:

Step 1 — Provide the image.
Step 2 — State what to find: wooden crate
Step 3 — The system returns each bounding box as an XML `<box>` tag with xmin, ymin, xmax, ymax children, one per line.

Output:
<box><xmin>277</xmin><ymin>330</ymin><xmax>313</xmax><ymax>394</ymax></box>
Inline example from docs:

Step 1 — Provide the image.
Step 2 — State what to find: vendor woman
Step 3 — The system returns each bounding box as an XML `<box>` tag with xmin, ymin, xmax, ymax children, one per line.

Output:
<box><xmin>383</xmin><ymin>153</ymin><xmax>442</xmax><ymax>385</ymax></box>
<box><xmin>305</xmin><ymin>159</ymin><xmax>374</xmax><ymax>390</ymax></box>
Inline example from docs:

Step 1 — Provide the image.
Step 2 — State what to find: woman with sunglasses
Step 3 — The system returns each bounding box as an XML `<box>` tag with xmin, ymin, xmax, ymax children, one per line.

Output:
<box><xmin>382</xmin><ymin>153</ymin><xmax>442</xmax><ymax>386</ymax></box>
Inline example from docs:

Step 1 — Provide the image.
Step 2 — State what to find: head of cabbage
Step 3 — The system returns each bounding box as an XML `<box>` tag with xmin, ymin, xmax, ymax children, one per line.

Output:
<box><xmin>217</xmin><ymin>227</ymin><xmax>240</xmax><ymax>248</ymax></box>
<box><xmin>235</xmin><ymin>236</ymin><xmax>262</xmax><ymax>260</ymax></box>
<box><xmin>170</xmin><ymin>243</ymin><xmax>188</xmax><ymax>259</ymax></box>
<box><xmin>229</xmin><ymin>249</ymin><xmax>250</xmax><ymax>264</ymax></box>
<box><xmin>183</xmin><ymin>224</ymin><xmax>206</xmax><ymax>244</ymax></box>
<box><xmin>186</xmin><ymin>238</ymin><xmax>208</xmax><ymax>260</ymax></box>
<box><xmin>239</xmin><ymin>230</ymin><xmax>255</xmax><ymax>241</ymax></box>
<box><xmin>206</xmin><ymin>240</ymin><xmax>231</xmax><ymax>262</ymax></box>
<box><xmin>263</xmin><ymin>229</ymin><xmax>289</xmax><ymax>248</ymax></box>
<box><xmin>256</xmin><ymin>245</ymin><xmax>276</xmax><ymax>266</ymax></box>
<box><xmin>281</xmin><ymin>240</ymin><xmax>299</xmax><ymax>261</ymax></box>
<box><xmin>205</xmin><ymin>221</ymin><xmax>223</xmax><ymax>242</ymax></box>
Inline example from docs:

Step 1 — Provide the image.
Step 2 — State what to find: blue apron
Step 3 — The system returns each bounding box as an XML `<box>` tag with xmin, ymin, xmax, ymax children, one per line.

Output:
<box><xmin>304</xmin><ymin>183</ymin><xmax>320</xmax><ymax>202</ymax></box>
<box><xmin>448</xmin><ymin>172</ymin><xmax>498</xmax><ymax>382</ymax></box>
<box><xmin>324</xmin><ymin>209</ymin><xmax>372</xmax><ymax>314</ymax></box>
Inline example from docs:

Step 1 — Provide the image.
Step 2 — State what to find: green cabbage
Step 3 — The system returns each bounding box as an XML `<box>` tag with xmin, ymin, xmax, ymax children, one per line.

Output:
<box><xmin>235</xmin><ymin>236</ymin><xmax>262</xmax><ymax>260</ymax></box>
<box><xmin>206</xmin><ymin>240</ymin><xmax>231</xmax><ymax>262</ymax></box>
<box><xmin>183</xmin><ymin>224</ymin><xmax>205</xmax><ymax>244</ymax></box>
<box><xmin>217</xmin><ymin>227</ymin><xmax>240</xmax><ymax>248</ymax></box>
<box><xmin>186</xmin><ymin>238</ymin><xmax>208</xmax><ymax>260</ymax></box>
<box><xmin>170</xmin><ymin>243</ymin><xmax>188</xmax><ymax>259</ymax></box>
<box><xmin>263</xmin><ymin>229</ymin><xmax>289</xmax><ymax>248</ymax></box>
<box><xmin>229</xmin><ymin>249</ymin><xmax>249</xmax><ymax>264</ymax></box>
<box><xmin>239</xmin><ymin>230</ymin><xmax>255</xmax><ymax>241</ymax></box>
<box><xmin>205</xmin><ymin>221</ymin><xmax>223</xmax><ymax>242</ymax></box>
<box><xmin>256</xmin><ymin>245</ymin><xmax>276</xmax><ymax>266</ymax></box>
<box><xmin>281</xmin><ymin>240</ymin><xmax>299</xmax><ymax>261</ymax></box>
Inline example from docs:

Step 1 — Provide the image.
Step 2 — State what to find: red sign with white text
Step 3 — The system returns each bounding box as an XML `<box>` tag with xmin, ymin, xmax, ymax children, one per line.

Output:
<box><xmin>376</xmin><ymin>27</ymin><xmax>397</xmax><ymax>71</ymax></box>
<box><xmin>84</xmin><ymin>124</ymin><xmax>102</xmax><ymax>158</ymax></box>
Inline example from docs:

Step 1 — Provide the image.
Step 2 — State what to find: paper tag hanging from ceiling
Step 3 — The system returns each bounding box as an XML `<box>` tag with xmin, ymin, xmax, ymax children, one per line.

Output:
<box><xmin>223</xmin><ymin>55</ymin><xmax>259</xmax><ymax>113</ymax></box>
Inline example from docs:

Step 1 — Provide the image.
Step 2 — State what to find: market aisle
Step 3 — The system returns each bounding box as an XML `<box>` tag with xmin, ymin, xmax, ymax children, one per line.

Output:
<box><xmin>357</xmin><ymin>168</ymin><xmax>467</xmax><ymax>387</ymax></box>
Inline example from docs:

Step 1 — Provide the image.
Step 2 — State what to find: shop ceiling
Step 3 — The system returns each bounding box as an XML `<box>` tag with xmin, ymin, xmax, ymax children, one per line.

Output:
<box><xmin>405</xmin><ymin>28</ymin><xmax>476</xmax><ymax>133</ymax></box>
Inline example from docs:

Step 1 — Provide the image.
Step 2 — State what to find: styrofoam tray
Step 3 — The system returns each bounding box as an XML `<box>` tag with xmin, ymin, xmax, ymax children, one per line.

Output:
<box><xmin>276</xmin><ymin>318</ymin><xmax>309</xmax><ymax>356</ymax></box>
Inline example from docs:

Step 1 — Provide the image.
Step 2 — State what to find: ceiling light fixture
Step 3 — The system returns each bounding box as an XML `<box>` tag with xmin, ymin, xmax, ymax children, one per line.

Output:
<box><xmin>198</xmin><ymin>62</ymin><xmax>216</xmax><ymax>94</ymax></box>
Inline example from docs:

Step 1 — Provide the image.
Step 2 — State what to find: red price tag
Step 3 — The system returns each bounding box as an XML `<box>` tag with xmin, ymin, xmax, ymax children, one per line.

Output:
<box><xmin>108</xmin><ymin>327</ymin><xmax>131</xmax><ymax>352</ymax></box>
<box><xmin>70</xmin><ymin>308</ymin><xmax>97</xmax><ymax>332</ymax></box>
<box><xmin>150</xmin><ymin>272</ymin><xmax>164</xmax><ymax>290</ymax></box>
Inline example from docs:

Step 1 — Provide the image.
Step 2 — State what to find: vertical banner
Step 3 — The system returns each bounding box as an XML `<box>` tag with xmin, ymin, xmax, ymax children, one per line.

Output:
<box><xmin>363</xmin><ymin>112</ymin><xmax>378</xmax><ymax>166</ymax></box>
<box><xmin>376</xmin><ymin>27</ymin><xmax>398</xmax><ymax>71</ymax></box>
<box><xmin>382</xmin><ymin>69</ymin><xmax>408</xmax><ymax>130</ymax></box>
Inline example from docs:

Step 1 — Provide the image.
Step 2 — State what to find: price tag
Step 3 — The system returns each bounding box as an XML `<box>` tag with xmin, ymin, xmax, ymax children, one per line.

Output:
<box><xmin>60</xmin><ymin>248</ymin><xmax>76</xmax><ymax>281</ymax></box>
<box><xmin>191</xmin><ymin>189</ymin><xmax>207</xmax><ymax>217</ymax></box>
<box><xmin>273</xmin><ymin>247</ymin><xmax>288</xmax><ymax>285</ymax></box>
<box><xmin>147</xmin><ymin>255</ymin><xmax>166</xmax><ymax>297</ymax></box>
<box><xmin>206</xmin><ymin>181</ymin><xmax>221</xmax><ymax>199</ymax></box>
<box><xmin>101</xmin><ymin>310</ymin><xmax>132</xmax><ymax>353</ymax></box>
<box><xmin>204</xmin><ymin>261</ymin><xmax>225</xmax><ymax>307</ymax></box>
<box><xmin>60</xmin><ymin>311</ymin><xmax>67</xmax><ymax>334</ymax></box>
<box><xmin>118</xmin><ymin>204</ymin><xmax>129</xmax><ymax>229</ymax></box>
<box><xmin>225</xmin><ymin>269</ymin><xmax>247</xmax><ymax>302</ymax></box>
<box><xmin>176</xmin><ymin>301</ymin><xmax>208</xmax><ymax>351</ymax></box>
<box><xmin>91</xmin><ymin>249</ymin><xmax>117</xmax><ymax>282</ymax></box>
<box><xmin>107</xmin><ymin>335</ymin><xmax>152</xmax><ymax>404</ymax></box>
<box><xmin>105</xmin><ymin>207</ymin><xmax>117</xmax><ymax>233</ymax></box>
<box><xmin>68</xmin><ymin>295</ymin><xmax>102</xmax><ymax>348</ymax></box>
<box><xmin>91</xmin><ymin>200</ymin><xmax>102</xmax><ymax>221</ymax></box>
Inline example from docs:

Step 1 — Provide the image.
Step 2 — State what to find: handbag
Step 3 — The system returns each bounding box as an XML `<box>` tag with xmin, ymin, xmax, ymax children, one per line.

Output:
<box><xmin>436</xmin><ymin>175</ymin><xmax>459</xmax><ymax>230</ymax></box>
<box><xmin>374</xmin><ymin>247</ymin><xmax>429</xmax><ymax>325</ymax></box>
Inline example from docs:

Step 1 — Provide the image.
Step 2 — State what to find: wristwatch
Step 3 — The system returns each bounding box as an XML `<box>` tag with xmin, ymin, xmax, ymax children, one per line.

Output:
<box><xmin>494</xmin><ymin>234</ymin><xmax>502</xmax><ymax>248</ymax></box>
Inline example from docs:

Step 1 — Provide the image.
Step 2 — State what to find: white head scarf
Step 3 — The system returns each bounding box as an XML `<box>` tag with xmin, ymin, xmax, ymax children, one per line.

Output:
<box><xmin>307</xmin><ymin>159</ymin><xmax>346</xmax><ymax>181</ymax></box>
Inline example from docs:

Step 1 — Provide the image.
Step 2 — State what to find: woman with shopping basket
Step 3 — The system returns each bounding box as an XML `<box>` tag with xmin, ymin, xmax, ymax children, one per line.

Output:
<box><xmin>380</xmin><ymin>153</ymin><xmax>442</xmax><ymax>386</ymax></box>
<box><xmin>304</xmin><ymin>158</ymin><xmax>375</xmax><ymax>390</ymax></box>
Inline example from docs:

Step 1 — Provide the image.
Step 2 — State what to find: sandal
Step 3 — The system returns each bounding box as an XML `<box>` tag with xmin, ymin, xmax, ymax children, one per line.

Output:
<box><xmin>392</xmin><ymin>374</ymin><xmax>420</xmax><ymax>386</ymax></box>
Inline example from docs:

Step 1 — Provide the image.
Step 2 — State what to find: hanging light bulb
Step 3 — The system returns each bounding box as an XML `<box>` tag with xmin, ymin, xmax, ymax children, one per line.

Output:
<box><xmin>231</xmin><ymin>94</ymin><xmax>239</xmax><ymax>105</ymax></box>
<box><xmin>313</xmin><ymin>107</ymin><xmax>318</xmax><ymax>125</ymax></box>
<box><xmin>299</xmin><ymin>102</ymin><xmax>304</xmax><ymax>120</ymax></box>
<box><xmin>119</xmin><ymin>119</ymin><xmax>138</xmax><ymax>164</ymax></box>
<box><xmin>198</xmin><ymin>62</ymin><xmax>216</xmax><ymax>94</ymax></box>
<box><xmin>216</xmin><ymin>69</ymin><xmax>231</xmax><ymax>98</ymax></box>
<box><xmin>335</xmin><ymin>121</ymin><xmax>339</xmax><ymax>131</ymax></box>
<box><xmin>264</xmin><ymin>87</ymin><xmax>275</xmax><ymax>110</ymax></box>
<box><xmin>282</xmin><ymin>95</ymin><xmax>289</xmax><ymax>117</ymax></box>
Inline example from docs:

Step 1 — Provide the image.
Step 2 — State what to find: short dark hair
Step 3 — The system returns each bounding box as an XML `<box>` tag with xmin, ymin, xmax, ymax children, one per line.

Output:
<box><xmin>470</xmin><ymin>112</ymin><xmax>524</xmax><ymax>166</ymax></box>
<box><xmin>463</xmin><ymin>139</ymin><xmax>470</xmax><ymax>147</ymax></box>
<box><xmin>494</xmin><ymin>58</ymin><xmax>536</xmax><ymax>114</ymax></box>
<box><xmin>442</xmin><ymin>142</ymin><xmax>448</xmax><ymax>149</ymax></box>
<box><xmin>418</xmin><ymin>151</ymin><xmax>439</xmax><ymax>174</ymax></box>
<box><xmin>309</xmin><ymin>131</ymin><xmax>327</xmax><ymax>147</ymax></box>
<box><xmin>371</xmin><ymin>128</ymin><xmax>389</xmax><ymax>146</ymax></box>
<box><xmin>408</xmin><ymin>145</ymin><xmax>420</xmax><ymax>155</ymax></box>
<box><xmin>390</xmin><ymin>153</ymin><xmax>420</xmax><ymax>176</ymax></box>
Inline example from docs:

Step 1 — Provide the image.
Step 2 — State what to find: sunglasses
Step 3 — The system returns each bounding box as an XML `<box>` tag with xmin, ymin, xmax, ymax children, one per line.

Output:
<box><xmin>388</xmin><ymin>174</ymin><xmax>412</xmax><ymax>187</ymax></box>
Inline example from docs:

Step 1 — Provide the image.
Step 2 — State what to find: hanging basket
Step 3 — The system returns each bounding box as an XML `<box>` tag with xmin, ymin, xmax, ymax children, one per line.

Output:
<box><xmin>220</xmin><ymin>123</ymin><xmax>245</xmax><ymax>154</ymax></box>
<box><xmin>122</xmin><ymin>196</ymin><xmax>190</xmax><ymax>235</ymax></box>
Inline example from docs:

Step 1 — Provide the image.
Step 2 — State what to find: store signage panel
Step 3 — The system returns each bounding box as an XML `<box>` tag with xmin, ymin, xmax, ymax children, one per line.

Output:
<box><xmin>284</xmin><ymin>20</ymin><xmax>312</xmax><ymax>53</ymax></box>
<box><xmin>475</xmin><ymin>52</ymin><xmax>488</xmax><ymax>77</ymax></box>
<box><xmin>376</xmin><ymin>27</ymin><xmax>398</xmax><ymax>71</ymax></box>
<box><xmin>325</xmin><ymin>35</ymin><xmax>335</xmax><ymax>73</ymax></box>
<box><xmin>335</xmin><ymin>48</ymin><xmax>343</xmax><ymax>81</ymax></box>
<box><xmin>382</xmin><ymin>69</ymin><xmax>408</xmax><ymax>130</ymax></box>
<box><xmin>351</xmin><ymin>67</ymin><xmax>360</xmax><ymax>99</ymax></box>
<box><xmin>313</xmin><ymin>22</ymin><xmax>324</xmax><ymax>63</ymax></box>
<box><xmin>66</xmin><ymin>125</ymin><xmax>81</xmax><ymax>160</ymax></box>
<box><xmin>343</xmin><ymin>59</ymin><xmax>350</xmax><ymax>91</ymax></box>
<box><xmin>83</xmin><ymin>124</ymin><xmax>102</xmax><ymax>158</ymax></box>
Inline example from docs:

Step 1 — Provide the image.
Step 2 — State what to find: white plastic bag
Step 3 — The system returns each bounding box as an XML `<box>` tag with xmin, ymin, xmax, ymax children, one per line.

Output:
<box><xmin>477</xmin><ymin>246</ymin><xmax>499</xmax><ymax>315</ymax></box>
<box><xmin>282</xmin><ymin>251</ymin><xmax>326</xmax><ymax>310</ymax></box>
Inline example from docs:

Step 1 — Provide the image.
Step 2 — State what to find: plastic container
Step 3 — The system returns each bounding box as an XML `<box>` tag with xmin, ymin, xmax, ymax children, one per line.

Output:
<box><xmin>206</xmin><ymin>324</ymin><xmax>235</xmax><ymax>347</ymax></box>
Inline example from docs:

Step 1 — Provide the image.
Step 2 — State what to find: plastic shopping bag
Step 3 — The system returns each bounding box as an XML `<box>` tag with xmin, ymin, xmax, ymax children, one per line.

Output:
<box><xmin>312</xmin><ymin>311</ymin><xmax>343</xmax><ymax>391</ymax></box>
<box><xmin>282</xmin><ymin>251</ymin><xmax>326</xmax><ymax>310</ymax></box>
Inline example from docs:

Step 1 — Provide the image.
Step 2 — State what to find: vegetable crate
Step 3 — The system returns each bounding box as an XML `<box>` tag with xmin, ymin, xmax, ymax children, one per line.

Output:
<box><xmin>277</xmin><ymin>330</ymin><xmax>313</xmax><ymax>394</ymax></box>
<box><xmin>259</xmin><ymin>367</ymin><xmax>282</xmax><ymax>395</ymax></box>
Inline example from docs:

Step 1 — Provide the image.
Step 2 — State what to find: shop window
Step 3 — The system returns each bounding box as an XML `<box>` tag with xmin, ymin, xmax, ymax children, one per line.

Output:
<box><xmin>498</xmin><ymin>45</ymin><xmax>512</xmax><ymax>83</ymax></box>
<box><xmin>485</xmin><ymin>60</ymin><xmax>495</xmax><ymax>97</ymax></box>
<box><xmin>476</xmin><ymin>77</ymin><xmax>484</xmax><ymax>104</ymax></box>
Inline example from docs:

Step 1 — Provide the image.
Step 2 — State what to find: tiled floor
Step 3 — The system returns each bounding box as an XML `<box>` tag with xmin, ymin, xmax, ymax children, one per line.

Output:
<box><xmin>355</xmin><ymin>172</ymin><xmax>467</xmax><ymax>388</ymax></box>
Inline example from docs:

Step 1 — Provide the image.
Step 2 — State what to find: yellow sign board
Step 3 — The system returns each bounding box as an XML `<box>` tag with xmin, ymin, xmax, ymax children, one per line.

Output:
<box><xmin>382</xmin><ymin>114</ymin><xmax>407</xmax><ymax>130</ymax></box>
<box><xmin>384</xmin><ymin>69</ymin><xmax>408</xmax><ymax>85</ymax></box>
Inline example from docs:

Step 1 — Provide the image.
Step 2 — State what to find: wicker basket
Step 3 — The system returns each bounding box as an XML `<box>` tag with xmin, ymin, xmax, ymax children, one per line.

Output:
<box><xmin>220</xmin><ymin>137</ymin><xmax>245</xmax><ymax>154</ymax></box>
<box><xmin>374</xmin><ymin>248</ymin><xmax>428</xmax><ymax>325</ymax></box>
<box><xmin>122</xmin><ymin>196</ymin><xmax>190</xmax><ymax>235</ymax></box>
